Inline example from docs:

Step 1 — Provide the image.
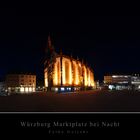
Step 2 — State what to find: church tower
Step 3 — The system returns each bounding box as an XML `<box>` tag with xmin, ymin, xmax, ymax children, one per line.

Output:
<box><xmin>44</xmin><ymin>35</ymin><xmax>56</xmax><ymax>91</ymax></box>
<box><xmin>44</xmin><ymin>36</ymin><xmax>95</xmax><ymax>92</ymax></box>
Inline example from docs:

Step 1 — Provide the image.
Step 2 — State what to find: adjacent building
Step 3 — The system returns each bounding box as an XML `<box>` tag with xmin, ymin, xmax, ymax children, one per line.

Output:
<box><xmin>44</xmin><ymin>36</ymin><xmax>95</xmax><ymax>92</ymax></box>
<box><xmin>5</xmin><ymin>74</ymin><xmax>36</xmax><ymax>94</ymax></box>
<box><xmin>131</xmin><ymin>75</ymin><xmax>140</xmax><ymax>90</ymax></box>
<box><xmin>0</xmin><ymin>82</ymin><xmax>5</xmax><ymax>92</ymax></box>
<box><xmin>104</xmin><ymin>74</ymin><xmax>140</xmax><ymax>90</ymax></box>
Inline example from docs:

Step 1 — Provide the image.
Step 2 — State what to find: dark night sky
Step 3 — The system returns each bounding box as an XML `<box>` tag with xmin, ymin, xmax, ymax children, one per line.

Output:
<box><xmin>0</xmin><ymin>8</ymin><xmax>140</xmax><ymax>82</ymax></box>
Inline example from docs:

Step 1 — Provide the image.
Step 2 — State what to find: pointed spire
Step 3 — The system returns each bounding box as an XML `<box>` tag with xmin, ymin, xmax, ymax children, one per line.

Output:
<box><xmin>45</xmin><ymin>35</ymin><xmax>56</xmax><ymax>63</ymax></box>
<box><xmin>45</xmin><ymin>35</ymin><xmax>52</xmax><ymax>54</ymax></box>
<box><xmin>48</xmin><ymin>35</ymin><xmax>52</xmax><ymax>49</ymax></box>
<box><xmin>71</xmin><ymin>53</ymin><xmax>73</xmax><ymax>58</ymax></box>
<box><xmin>85</xmin><ymin>61</ymin><xmax>88</xmax><ymax>66</ymax></box>
<box><xmin>60</xmin><ymin>48</ymin><xmax>62</xmax><ymax>56</ymax></box>
<box><xmin>47</xmin><ymin>35</ymin><xmax>54</xmax><ymax>52</ymax></box>
<box><xmin>82</xmin><ymin>59</ymin><xmax>84</xmax><ymax>64</ymax></box>
<box><xmin>77</xmin><ymin>56</ymin><xmax>79</xmax><ymax>61</ymax></box>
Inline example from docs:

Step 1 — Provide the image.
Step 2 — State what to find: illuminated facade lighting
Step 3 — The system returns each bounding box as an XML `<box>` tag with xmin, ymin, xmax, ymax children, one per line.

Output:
<box><xmin>20</xmin><ymin>87</ymin><xmax>24</xmax><ymax>92</ymax></box>
<box><xmin>44</xmin><ymin>55</ymin><xmax>95</xmax><ymax>91</ymax></box>
<box><xmin>29</xmin><ymin>87</ymin><xmax>32</xmax><ymax>92</ymax></box>
<box><xmin>44</xmin><ymin>36</ymin><xmax>95</xmax><ymax>92</ymax></box>
<box><xmin>25</xmin><ymin>87</ymin><xmax>28</xmax><ymax>92</ymax></box>
<box><xmin>61</xmin><ymin>87</ymin><xmax>65</xmax><ymax>91</ymax></box>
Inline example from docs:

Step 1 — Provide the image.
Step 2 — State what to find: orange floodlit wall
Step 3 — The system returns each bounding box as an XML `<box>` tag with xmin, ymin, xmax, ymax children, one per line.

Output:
<box><xmin>44</xmin><ymin>55</ymin><xmax>95</xmax><ymax>88</ymax></box>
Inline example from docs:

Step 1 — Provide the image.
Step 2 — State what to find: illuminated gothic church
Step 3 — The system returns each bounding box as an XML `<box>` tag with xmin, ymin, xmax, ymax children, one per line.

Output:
<box><xmin>44</xmin><ymin>36</ymin><xmax>95</xmax><ymax>92</ymax></box>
